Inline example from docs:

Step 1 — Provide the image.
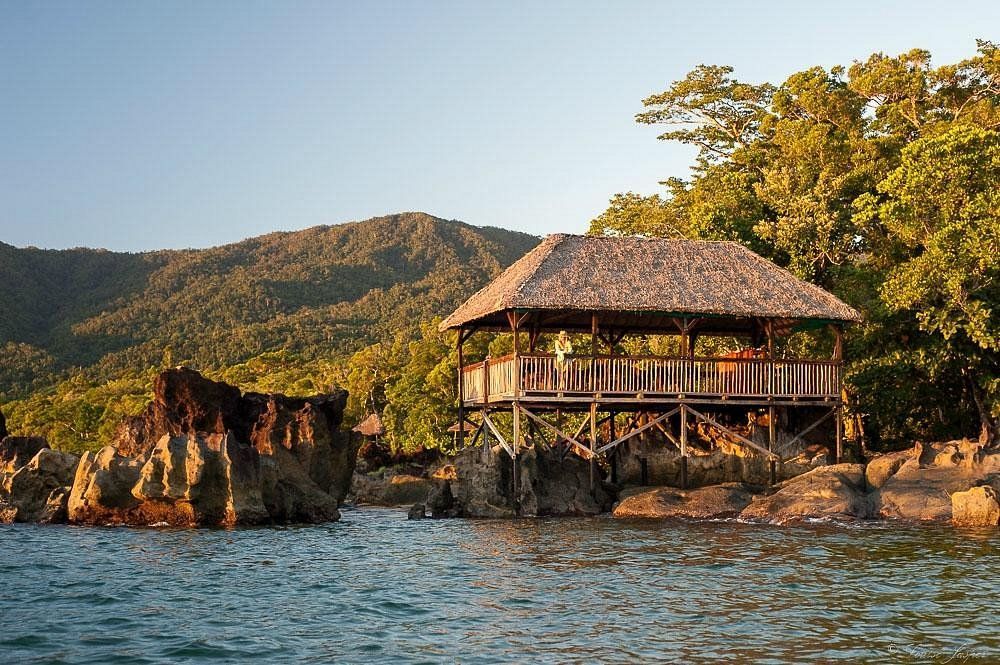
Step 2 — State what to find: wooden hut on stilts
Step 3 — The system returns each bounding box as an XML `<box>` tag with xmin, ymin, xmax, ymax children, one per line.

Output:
<box><xmin>440</xmin><ymin>234</ymin><xmax>861</xmax><ymax>507</ymax></box>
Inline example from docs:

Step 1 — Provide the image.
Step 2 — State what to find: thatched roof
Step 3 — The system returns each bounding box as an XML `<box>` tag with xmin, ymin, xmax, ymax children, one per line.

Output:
<box><xmin>440</xmin><ymin>235</ymin><xmax>861</xmax><ymax>333</ymax></box>
<box><xmin>352</xmin><ymin>412</ymin><xmax>384</xmax><ymax>437</ymax></box>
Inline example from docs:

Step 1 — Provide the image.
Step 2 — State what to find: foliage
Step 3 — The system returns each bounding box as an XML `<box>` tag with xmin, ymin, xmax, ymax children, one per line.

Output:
<box><xmin>592</xmin><ymin>41</ymin><xmax>1000</xmax><ymax>448</ymax></box>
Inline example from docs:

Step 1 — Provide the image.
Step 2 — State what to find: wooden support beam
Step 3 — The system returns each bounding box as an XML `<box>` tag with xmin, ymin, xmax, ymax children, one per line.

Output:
<box><xmin>589</xmin><ymin>401</ymin><xmax>598</xmax><ymax>492</ymax></box>
<box><xmin>768</xmin><ymin>404</ymin><xmax>776</xmax><ymax>487</ymax></box>
<box><xmin>512</xmin><ymin>403</ymin><xmax>520</xmax><ymax>505</ymax></box>
<box><xmin>595</xmin><ymin>407</ymin><xmax>680</xmax><ymax>454</ymax></box>
<box><xmin>518</xmin><ymin>405</ymin><xmax>596</xmax><ymax>460</ymax></box>
<box><xmin>685</xmin><ymin>405</ymin><xmax>778</xmax><ymax>461</ymax></box>
<box><xmin>609</xmin><ymin>410</ymin><xmax>618</xmax><ymax>484</ymax></box>
<box><xmin>680</xmin><ymin>404</ymin><xmax>688</xmax><ymax>489</ymax></box>
<box><xmin>457</xmin><ymin>326</ymin><xmax>466</xmax><ymax>449</ymax></box>
<box><xmin>835</xmin><ymin>402</ymin><xmax>843</xmax><ymax>464</ymax></box>
<box><xmin>786</xmin><ymin>408</ymin><xmax>835</xmax><ymax>450</ymax></box>
<box><xmin>481</xmin><ymin>411</ymin><xmax>513</xmax><ymax>457</ymax></box>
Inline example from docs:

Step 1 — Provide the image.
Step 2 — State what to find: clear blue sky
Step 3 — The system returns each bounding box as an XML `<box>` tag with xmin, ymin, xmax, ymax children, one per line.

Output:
<box><xmin>1</xmin><ymin>2</ymin><xmax>995</xmax><ymax>251</ymax></box>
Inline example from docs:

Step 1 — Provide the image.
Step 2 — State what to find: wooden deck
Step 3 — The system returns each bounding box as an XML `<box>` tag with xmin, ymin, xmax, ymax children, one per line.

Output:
<box><xmin>461</xmin><ymin>353</ymin><xmax>841</xmax><ymax>407</ymax></box>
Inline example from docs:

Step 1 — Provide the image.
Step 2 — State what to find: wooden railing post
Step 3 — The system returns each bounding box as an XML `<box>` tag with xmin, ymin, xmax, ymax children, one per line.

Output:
<box><xmin>483</xmin><ymin>356</ymin><xmax>491</xmax><ymax>405</ymax></box>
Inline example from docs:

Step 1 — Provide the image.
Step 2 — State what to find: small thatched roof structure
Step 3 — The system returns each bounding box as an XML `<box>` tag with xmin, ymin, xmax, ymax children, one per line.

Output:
<box><xmin>440</xmin><ymin>234</ymin><xmax>861</xmax><ymax>334</ymax></box>
<box><xmin>352</xmin><ymin>412</ymin><xmax>384</xmax><ymax>437</ymax></box>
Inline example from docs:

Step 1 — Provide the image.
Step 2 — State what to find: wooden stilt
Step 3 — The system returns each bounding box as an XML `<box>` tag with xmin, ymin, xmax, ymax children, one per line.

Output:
<box><xmin>589</xmin><ymin>401</ymin><xmax>597</xmax><ymax>492</ymax></box>
<box><xmin>768</xmin><ymin>404</ymin><xmax>775</xmax><ymax>487</ymax></box>
<box><xmin>457</xmin><ymin>327</ymin><xmax>465</xmax><ymax>449</ymax></box>
<box><xmin>835</xmin><ymin>402</ymin><xmax>843</xmax><ymax>464</ymax></box>
<box><xmin>680</xmin><ymin>404</ymin><xmax>688</xmax><ymax>489</ymax></box>
<box><xmin>609</xmin><ymin>410</ymin><xmax>617</xmax><ymax>485</ymax></box>
<box><xmin>512</xmin><ymin>403</ymin><xmax>520</xmax><ymax>508</ymax></box>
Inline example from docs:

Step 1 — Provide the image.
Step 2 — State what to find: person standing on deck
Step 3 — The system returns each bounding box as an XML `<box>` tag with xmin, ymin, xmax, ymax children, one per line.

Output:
<box><xmin>554</xmin><ymin>330</ymin><xmax>573</xmax><ymax>389</ymax></box>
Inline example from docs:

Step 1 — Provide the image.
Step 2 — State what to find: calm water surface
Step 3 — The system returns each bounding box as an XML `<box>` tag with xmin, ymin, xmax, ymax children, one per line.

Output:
<box><xmin>1</xmin><ymin>508</ymin><xmax>998</xmax><ymax>664</ymax></box>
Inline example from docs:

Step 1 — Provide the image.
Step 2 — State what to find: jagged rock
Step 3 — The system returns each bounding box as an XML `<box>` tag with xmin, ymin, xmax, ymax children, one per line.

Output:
<box><xmin>112</xmin><ymin>367</ymin><xmax>246</xmax><ymax>457</ymax></box>
<box><xmin>872</xmin><ymin>441</ymin><xmax>1000</xmax><ymax>522</ymax></box>
<box><xmin>427</xmin><ymin>480</ymin><xmax>457</xmax><ymax>518</ymax></box>
<box><xmin>452</xmin><ymin>443</ymin><xmax>611</xmax><ymax>517</ymax></box>
<box><xmin>865</xmin><ymin>449</ymin><xmax>912</xmax><ymax>489</ymax></box>
<box><xmin>613</xmin><ymin>483</ymin><xmax>753</xmax><ymax>519</ymax></box>
<box><xmin>93</xmin><ymin>368</ymin><xmax>354</xmax><ymax>525</ymax></box>
<box><xmin>951</xmin><ymin>486</ymin><xmax>1000</xmax><ymax>527</ymax></box>
<box><xmin>39</xmin><ymin>486</ymin><xmax>71</xmax><ymax>524</ymax></box>
<box><xmin>407</xmin><ymin>503</ymin><xmax>426</xmax><ymax>520</ymax></box>
<box><xmin>113</xmin><ymin>369</ymin><xmax>355</xmax><ymax>503</ymax></box>
<box><xmin>740</xmin><ymin>464</ymin><xmax>871</xmax><ymax>523</ymax></box>
<box><xmin>5</xmin><ymin>448</ymin><xmax>79</xmax><ymax>522</ymax></box>
<box><xmin>0</xmin><ymin>436</ymin><xmax>50</xmax><ymax>475</ymax></box>
<box><xmin>128</xmin><ymin>433</ymin><xmax>270</xmax><ymax>525</ymax></box>
<box><xmin>68</xmin><ymin>446</ymin><xmax>143</xmax><ymax>524</ymax></box>
<box><xmin>348</xmin><ymin>470</ymin><xmax>437</xmax><ymax>506</ymax></box>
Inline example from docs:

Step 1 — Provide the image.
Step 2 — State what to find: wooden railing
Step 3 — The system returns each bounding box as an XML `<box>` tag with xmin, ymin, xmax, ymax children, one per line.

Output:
<box><xmin>461</xmin><ymin>354</ymin><xmax>840</xmax><ymax>403</ymax></box>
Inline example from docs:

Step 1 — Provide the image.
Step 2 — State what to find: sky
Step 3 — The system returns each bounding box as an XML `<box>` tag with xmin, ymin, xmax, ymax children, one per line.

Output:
<box><xmin>1</xmin><ymin>1</ymin><xmax>996</xmax><ymax>252</ymax></box>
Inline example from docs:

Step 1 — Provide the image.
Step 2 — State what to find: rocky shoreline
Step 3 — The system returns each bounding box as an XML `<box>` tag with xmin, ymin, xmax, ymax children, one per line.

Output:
<box><xmin>1</xmin><ymin>368</ymin><xmax>356</xmax><ymax>526</ymax></box>
<box><xmin>2</xmin><ymin>370</ymin><xmax>998</xmax><ymax>529</ymax></box>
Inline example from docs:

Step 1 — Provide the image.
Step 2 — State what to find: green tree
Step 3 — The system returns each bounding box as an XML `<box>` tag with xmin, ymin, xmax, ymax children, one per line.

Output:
<box><xmin>856</xmin><ymin>125</ymin><xmax>1000</xmax><ymax>442</ymax></box>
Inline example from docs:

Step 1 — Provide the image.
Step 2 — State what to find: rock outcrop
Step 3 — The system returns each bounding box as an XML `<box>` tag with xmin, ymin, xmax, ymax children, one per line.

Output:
<box><xmin>0</xmin><ymin>436</ymin><xmax>49</xmax><ymax>475</ymax></box>
<box><xmin>871</xmin><ymin>440</ymin><xmax>1000</xmax><ymax>522</ymax></box>
<box><xmin>0</xmin><ymin>437</ymin><xmax>79</xmax><ymax>524</ymax></box>
<box><xmin>740</xmin><ymin>464</ymin><xmax>871</xmax><ymax>523</ymax></box>
<box><xmin>64</xmin><ymin>367</ymin><xmax>357</xmax><ymax>525</ymax></box>
<box><xmin>951</xmin><ymin>486</ymin><xmax>1000</xmax><ymax>527</ymax></box>
<box><xmin>451</xmin><ymin>443</ymin><xmax>613</xmax><ymax>517</ymax></box>
<box><xmin>613</xmin><ymin>483</ymin><xmax>753</xmax><ymax>519</ymax></box>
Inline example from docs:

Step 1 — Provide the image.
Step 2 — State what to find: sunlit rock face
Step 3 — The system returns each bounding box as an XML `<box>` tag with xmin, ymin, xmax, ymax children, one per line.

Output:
<box><xmin>65</xmin><ymin>368</ymin><xmax>355</xmax><ymax>526</ymax></box>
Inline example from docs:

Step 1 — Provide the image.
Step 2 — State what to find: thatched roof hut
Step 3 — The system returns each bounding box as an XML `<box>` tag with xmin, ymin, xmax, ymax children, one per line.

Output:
<box><xmin>440</xmin><ymin>234</ymin><xmax>860</xmax><ymax>335</ymax></box>
<box><xmin>352</xmin><ymin>412</ymin><xmax>384</xmax><ymax>438</ymax></box>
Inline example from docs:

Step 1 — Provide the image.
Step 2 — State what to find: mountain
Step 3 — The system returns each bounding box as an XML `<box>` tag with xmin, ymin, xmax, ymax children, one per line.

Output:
<box><xmin>0</xmin><ymin>213</ymin><xmax>539</xmax><ymax>400</ymax></box>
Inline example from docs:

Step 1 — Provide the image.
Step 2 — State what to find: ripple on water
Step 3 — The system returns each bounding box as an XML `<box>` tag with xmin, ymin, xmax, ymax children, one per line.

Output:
<box><xmin>1</xmin><ymin>513</ymin><xmax>998</xmax><ymax>663</ymax></box>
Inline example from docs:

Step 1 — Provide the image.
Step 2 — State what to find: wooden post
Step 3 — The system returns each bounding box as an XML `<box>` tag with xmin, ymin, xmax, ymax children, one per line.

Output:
<box><xmin>512</xmin><ymin>402</ymin><xmax>520</xmax><ymax>508</ymax></box>
<box><xmin>680</xmin><ymin>404</ymin><xmax>688</xmax><ymax>489</ymax></box>
<box><xmin>835</xmin><ymin>403</ymin><xmax>843</xmax><ymax>464</ymax></box>
<box><xmin>457</xmin><ymin>327</ymin><xmax>465</xmax><ymax>449</ymax></box>
<box><xmin>833</xmin><ymin>323</ymin><xmax>844</xmax><ymax>464</ymax></box>
<box><xmin>588</xmin><ymin>311</ymin><xmax>599</xmax><ymax>490</ymax></box>
<box><xmin>590</xmin><ymin>313</ymin><xmax>598</xmax><ymax>395</ymax></box>
<box><xmin>509</xmin><ymin>311</ymin><xmax>521</xmax><ymax>399</ymax></box>
<box><xmin>768</xmin><ymin>405</ymin><xmax>776</xmax><ymax>486</ymax></box>
<box><xmin>589</xmin><ymin>401</ymin><xmax>598</xmax><ymax>492</ymax></box>
<box><xmin>609</xmin><ymin>410</ymin><xmax>617</xmax><ymax>484</ymax></box>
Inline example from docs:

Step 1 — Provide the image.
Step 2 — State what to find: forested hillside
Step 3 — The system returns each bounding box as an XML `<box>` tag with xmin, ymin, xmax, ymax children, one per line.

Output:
<box><xmin>0</xmin><ymin>213</ymin><xmax>538</xmax><ymax>450</ymax></box>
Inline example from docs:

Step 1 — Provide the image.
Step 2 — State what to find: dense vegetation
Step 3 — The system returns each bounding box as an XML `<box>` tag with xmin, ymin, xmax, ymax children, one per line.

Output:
<box><xmin>592</xmin><ymin>41</ymin><xmax>999</xmax><ymax>448</ymax></box>
<box><xmin>1</xmin><ymin>213</ymin><xmax>537</xmax><ymax>453</ymax></box>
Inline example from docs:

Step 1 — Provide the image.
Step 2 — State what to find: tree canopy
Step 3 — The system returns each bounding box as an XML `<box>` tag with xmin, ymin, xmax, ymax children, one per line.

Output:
<box><xmin>592</xmin><ymin>41</ymin><xmax>1000</xmax><ymax>447</ymax></box>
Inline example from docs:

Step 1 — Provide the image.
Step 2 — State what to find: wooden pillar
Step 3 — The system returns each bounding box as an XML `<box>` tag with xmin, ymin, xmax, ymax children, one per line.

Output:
<box><xmin>509</xmin><ymin>311</ymin><xmax>521</xmax><ymax>399</ymax></box>
<box><xmin>609</xmin><ymin>410</ymin><xmax>617</xmax><ymax>485</ymax></box>
<box><xmin>680</xmin><ymin>404</ymin><xmax>688</xmax><ymax>489</ymax></box>
<box><xmin>835</xmin><ymin>403</ymin><xmax>843</xmax><ymax>464</ymax></box>
<box><xmin>768</xmin><ymin>405</ymin><xmax>776</xmax><ymax>486</ymax></box>
<box><xmin>589</xmin><ymin>401</ymin><xmax>598</xmax><ymax>493</ymax></box>
<box><xmin>457</xmin><ymin>327</ymin><xmax>465</xmax><ymax>449</ymax></box>
<box><xmin>512</xmin><ymin>402</ymin><xmax>520</xmax><ymax>508</ymax></box>
<box><xmin>590</xmin><ymin>313</ymin><xmax>599</xmax><ymax>474</ymax></box>
<box><xmin>832</xmin><ymin>323</ymin><xmax>844</xmax><ymax>463</ymax></box>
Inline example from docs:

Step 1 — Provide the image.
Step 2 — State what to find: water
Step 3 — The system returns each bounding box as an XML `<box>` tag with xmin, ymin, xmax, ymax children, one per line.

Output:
<box><xmin>1</xmin><ymin>509</ymin><xmax>997</xmax><ymax>664</ymax></box>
